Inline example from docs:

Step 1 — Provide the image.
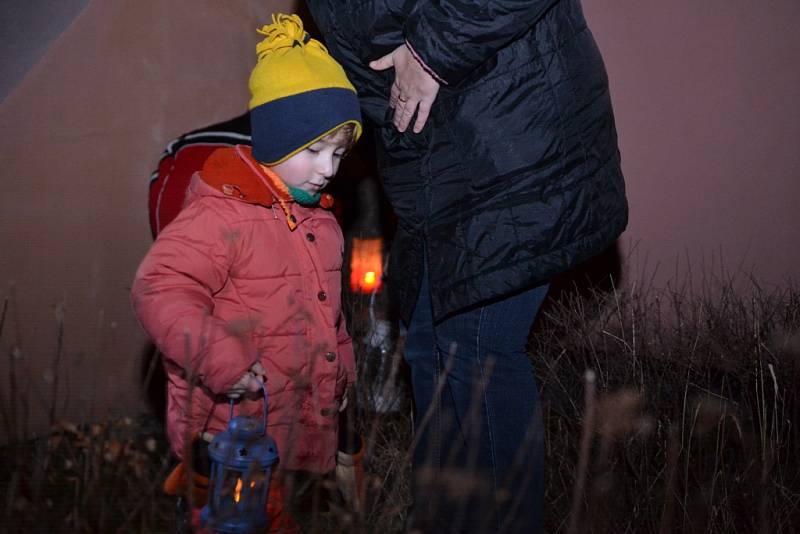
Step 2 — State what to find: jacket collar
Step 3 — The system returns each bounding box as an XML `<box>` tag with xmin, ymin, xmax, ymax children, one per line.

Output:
<box><xmin>200</xmin><ymin>145</ymin><xmax>308</xmax><ymax>230</ymax></box>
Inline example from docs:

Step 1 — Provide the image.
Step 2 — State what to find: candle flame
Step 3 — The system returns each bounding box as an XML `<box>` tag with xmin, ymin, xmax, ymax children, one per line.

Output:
<box><xmin>233</xmin><ymin>478</ymin><xmax>257</xmax><ymax>504</ymax></box>
<box><xmin>234</xmin><ymin>478</ymin><xmax>243</xmax><ymax>503</ymax></box>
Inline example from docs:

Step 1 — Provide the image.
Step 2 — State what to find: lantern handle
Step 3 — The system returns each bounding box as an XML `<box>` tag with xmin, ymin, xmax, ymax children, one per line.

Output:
<box><xmin>226</xmin><ymin>383</ymin><xmax>268</xmax><ymax>436</ymax></box>
<box><xmin>260</xmin><ymin>382</ymin><xmax>269</xmax><ymax>436</ymax></box>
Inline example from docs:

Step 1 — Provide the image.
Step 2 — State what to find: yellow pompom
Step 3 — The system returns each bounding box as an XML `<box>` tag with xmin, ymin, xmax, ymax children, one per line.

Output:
<box><xmin>255</xmin><ymin>14</ymin><xmax>310</xmax><ymax>59</ymax></box>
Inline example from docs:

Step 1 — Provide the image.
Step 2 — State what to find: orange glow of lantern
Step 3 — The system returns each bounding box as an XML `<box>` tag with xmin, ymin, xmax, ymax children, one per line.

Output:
<box><xmin>350</xmin><ymin>237</ymin><xmax>383</xmax><ymax>294</ymax></box>
<box><xmin>233</xmin><ymin>478</ymin><xmax>243</xmax><ymax>503</ymax></box>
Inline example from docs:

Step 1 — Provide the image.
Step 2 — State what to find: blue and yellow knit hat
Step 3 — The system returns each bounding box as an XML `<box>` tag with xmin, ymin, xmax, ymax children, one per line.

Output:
<box><xmin>249</xmin><ymin>14</ymin><xmax>362</xmax><ymax>165</ymax></box>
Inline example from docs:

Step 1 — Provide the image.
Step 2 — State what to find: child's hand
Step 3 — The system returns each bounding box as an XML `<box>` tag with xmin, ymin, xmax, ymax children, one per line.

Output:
<box><xmin>226</xmin><ymin>362</ymin><xmax>266</xmax><ymax>399</ymax></box>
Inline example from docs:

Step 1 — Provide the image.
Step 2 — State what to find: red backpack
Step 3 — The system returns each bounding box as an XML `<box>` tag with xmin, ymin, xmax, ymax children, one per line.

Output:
<box><xmin>148</xmin><ymin>113</ymin><xmax>251</xmax><ymax>237</ymax></box>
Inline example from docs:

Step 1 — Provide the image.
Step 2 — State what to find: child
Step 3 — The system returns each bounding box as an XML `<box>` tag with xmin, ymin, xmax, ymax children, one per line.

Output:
<box><xmin>131</xmin><ymin>13</ymin><xmax>362</xmax><ymax>531</ymax></box>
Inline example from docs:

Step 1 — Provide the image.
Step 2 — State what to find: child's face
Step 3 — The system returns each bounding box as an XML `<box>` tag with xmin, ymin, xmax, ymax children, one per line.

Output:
<box><xmin>270</xmin><ymin>138</ymin><xmax>347</xmax><ymax>194</ymax></box>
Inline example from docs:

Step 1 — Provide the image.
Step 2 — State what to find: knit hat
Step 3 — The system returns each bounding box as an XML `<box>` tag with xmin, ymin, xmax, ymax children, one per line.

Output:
<box><xmin>248</xmin><ymin>14</ymin><xmax>362</xmax><ymax>165</ymax></box>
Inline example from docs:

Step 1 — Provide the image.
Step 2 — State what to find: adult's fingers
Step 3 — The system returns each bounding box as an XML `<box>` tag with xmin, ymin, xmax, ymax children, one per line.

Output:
<box><xmin>394</xmin><ymin>98</ymin><xmax>418</xmax><ymax>132</ymax></box>
<box><xmin>389</xmin><ymin>82</ymin><xmax>402</xmax><ymax>109</ymax></box>
<box><xmin>369</xmin><ymin>51</ymin><xmax>395</xmax><ymax>71</ymax></box>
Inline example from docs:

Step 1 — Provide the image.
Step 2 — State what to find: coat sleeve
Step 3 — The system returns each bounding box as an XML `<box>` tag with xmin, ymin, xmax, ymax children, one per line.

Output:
<box><xmin>131</xmin><ymin>198</ymin><xmax>254</xmax><ymax>395</ymax></box>
<box><xmin>404</xmin><ymin>0</ymin><xmax>560</xmax><ymax>86</ymax></box>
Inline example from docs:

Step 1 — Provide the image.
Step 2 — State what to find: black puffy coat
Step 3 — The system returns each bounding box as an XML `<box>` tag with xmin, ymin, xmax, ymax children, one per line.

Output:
<box><xmin>307</xmin><ymin>0</ymin><xmax>628</xmax><ymax>323</ymax></box>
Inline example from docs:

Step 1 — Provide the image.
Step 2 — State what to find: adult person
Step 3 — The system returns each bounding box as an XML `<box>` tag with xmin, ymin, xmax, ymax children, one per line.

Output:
<box><xmin>305</xmin><ymin>1</ymin><xmax>628</xmax><ymax>532</ymax></box>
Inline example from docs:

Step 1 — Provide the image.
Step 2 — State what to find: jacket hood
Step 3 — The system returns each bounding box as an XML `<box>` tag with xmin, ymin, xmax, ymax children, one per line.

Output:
<box><xmin>190</xmin><ymin>144</ymin><xmax>281</xmax><ymax>207</ymax></box>
<box><xmin>188</xmin><ymin>144</ymin><xmax>336</xmax><ymax>230</ymax></box>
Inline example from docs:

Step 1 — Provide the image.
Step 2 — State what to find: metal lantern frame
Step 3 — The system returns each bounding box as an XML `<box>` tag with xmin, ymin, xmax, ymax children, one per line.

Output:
<box><xmin>201</xmin><ymin>384</ymin><xmax>278</xmax><ymax>534</ymax></box>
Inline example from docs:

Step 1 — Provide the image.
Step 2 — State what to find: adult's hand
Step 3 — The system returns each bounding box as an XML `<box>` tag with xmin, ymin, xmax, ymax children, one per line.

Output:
<box><xmin>370</xmin><ymin>44</ymin><xmax>440</xmax><ymax>133</ymax></box>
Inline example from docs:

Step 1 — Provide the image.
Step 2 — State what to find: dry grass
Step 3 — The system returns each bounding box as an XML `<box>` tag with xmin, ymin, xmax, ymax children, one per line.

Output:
<box><xmin>1</xmin><ymin>269</ymin><xmax>799</xmax><ymax>532</ymax></box>
<box><xmin>534</xmin><ymin>271</ymin><xmax>800</xmax><ymax>533</ymax></box>
<box><xmin>0</xmin><ymin>415</ymin><xmax>174</xmax><ymax>532</ymax></box>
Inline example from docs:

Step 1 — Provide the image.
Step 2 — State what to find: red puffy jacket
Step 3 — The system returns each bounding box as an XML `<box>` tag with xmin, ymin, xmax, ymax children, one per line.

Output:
<box><xmin>132</xmin><ymin>145</ymin><xmax>355</xmax><ymax>473</ymax></box>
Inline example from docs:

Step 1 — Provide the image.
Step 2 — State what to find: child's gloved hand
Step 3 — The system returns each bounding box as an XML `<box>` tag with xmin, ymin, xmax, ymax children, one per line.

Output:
<box><xmin>336</xmin><ymin>444</ymin><xmax>365</xmax><ymax>512</ymax></box>
<box><xmin>226</xmin><ymin>362</ymin><xmax>266</xmax><ymax>399</ymax></box>
<box><xmin>336</xmin><ymin>388</ymin><xmax>364</xmax><ymax>511</ymax></box>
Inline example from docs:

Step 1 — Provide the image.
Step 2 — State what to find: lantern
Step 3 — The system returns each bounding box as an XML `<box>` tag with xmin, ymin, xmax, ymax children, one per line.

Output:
<box><xmin>201</xmin><ymin>387</ymin><xmax>278</xmax><ymax>533</ymax></box>
<box><xmin>349</xmin><ymin>237</ymin><xmax>384</xmax><ymax>294</ymax></box>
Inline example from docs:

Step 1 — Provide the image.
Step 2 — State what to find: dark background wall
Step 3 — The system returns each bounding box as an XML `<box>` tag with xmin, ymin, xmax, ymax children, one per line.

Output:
<box><xmin>0</xmin><ymin>0</ymin><xmax>297</xmax><ymax>439</ymax></box>
<box><xmin>584</xmin><ymin>1</ymin><xmax>800</xmax><ymax>286</ymax></box>
<box><xmin>1</xmin><ymin>0</ymin><xmax>798</xmax><ymax>439</ymax></box>
<box><xmin>0</xmin><ymin>0</ymin><xmax>90</xmax><ymax>101</ymax></box>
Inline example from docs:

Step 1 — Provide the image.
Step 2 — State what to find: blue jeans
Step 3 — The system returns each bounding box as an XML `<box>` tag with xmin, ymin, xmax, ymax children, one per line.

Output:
<box><xmin>404</xmin><ymin>266</ymin><xmax>548</xmax><ymax>533</ymax></box>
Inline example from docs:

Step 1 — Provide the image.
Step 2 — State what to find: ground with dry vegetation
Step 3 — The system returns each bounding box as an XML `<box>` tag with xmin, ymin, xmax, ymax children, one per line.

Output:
<box><xmin>1</xmin><ymin>272</ymin><xmax>798</xmax><ymax>533</ymax></box>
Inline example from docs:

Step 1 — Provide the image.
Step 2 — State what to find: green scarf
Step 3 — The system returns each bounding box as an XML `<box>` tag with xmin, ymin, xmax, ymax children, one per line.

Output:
<box><xmin>288</xmin><ymin>186</ymin><xmax>321</xmax><ymax>206</ymax></box>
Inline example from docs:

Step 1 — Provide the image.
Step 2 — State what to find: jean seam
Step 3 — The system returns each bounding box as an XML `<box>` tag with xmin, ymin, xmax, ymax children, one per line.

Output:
<box><xmin>434</xmin><ymin>343</ymin><xmax>441</xmax><ymax>473</ymax></box>
<box><xmin>476</xmin><ymin>305</ymin><xmax>499</xmax><ymax>523</ymax></box>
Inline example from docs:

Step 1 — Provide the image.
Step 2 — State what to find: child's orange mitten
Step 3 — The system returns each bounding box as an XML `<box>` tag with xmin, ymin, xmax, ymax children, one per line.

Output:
<box><xmin>163</xmin><ymin>436</ymin><xmax>212</xmax><ymax>506</ymax></box>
